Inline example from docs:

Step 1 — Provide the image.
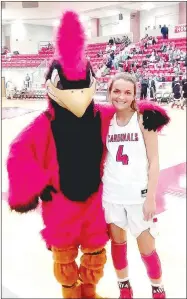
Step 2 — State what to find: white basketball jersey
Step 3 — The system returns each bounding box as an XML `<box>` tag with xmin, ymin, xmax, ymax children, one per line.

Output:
<box><xmin>102</xmin><ymin>112</ymin><xmax>148</xmax><ymax>204</ymax></box>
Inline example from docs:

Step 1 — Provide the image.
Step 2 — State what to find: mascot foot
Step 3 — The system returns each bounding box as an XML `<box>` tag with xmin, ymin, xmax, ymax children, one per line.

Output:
<box><xmin>81</xmin><ymin>283</ymin><xmax>104</xmax><ymax>298</ymax></box>
<box><xmin>62</xmin><ymin>280</ymin><xmax>81</xmax><ymax>298</ymax></box>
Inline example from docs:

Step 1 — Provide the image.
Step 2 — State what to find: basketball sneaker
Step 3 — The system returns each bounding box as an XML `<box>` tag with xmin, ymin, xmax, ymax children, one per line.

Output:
<box><xmin>118</xmin><ymin>281</ymin><xmax>133</xmax><ymax>298</ymax></box>
<box><xmin>119</xmin><ymin>287</ymin><xmax>133</xmax><ymax>298</ymax></box>
<box><xmin>152</xmin><ymin>286</ymin><xmax>166</xmax><ymax>298</ymax></box>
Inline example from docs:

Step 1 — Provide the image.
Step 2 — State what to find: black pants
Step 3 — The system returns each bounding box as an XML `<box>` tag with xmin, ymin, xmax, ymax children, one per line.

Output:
<box><xmin>150</xmin><ymin>87</ymin><xmax>155</xmax><ymax>99</ymax></box>
<box><xmin>162</xmin><ymin>33</ymin><xmax>168</xmax><ymax>39</ymax></box>
<box><xmin>140</xmin><ymin>87</ymin><xmax>147</xmax><ymax>99</ymax></box>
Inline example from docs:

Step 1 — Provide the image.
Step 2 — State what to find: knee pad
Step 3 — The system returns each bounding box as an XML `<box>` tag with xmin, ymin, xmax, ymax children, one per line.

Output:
<box><xmin>80</xmin><ymin>247</ymin><xmax>107</xmax><ymax>284</ymax></box>
<box><xmin>111</xmin><ymin>241</ymin><xmax>128</xmax><ymax>270</ymax></box>
<box><xmin>141</xmin><ymin>250</ymin><xmax>162</xmax><ymax>279</ymax></box>
<box><xmin>52</xmin><ymin>246</ymin><xmax>79</xmax><ymax>286</ymax></box>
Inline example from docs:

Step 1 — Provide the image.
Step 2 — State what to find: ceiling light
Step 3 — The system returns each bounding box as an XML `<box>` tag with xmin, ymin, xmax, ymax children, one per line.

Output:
<box><xmin>141</xmin><ymin>3</ymin><xmax>154</xmax><ymax>10</ymax></box>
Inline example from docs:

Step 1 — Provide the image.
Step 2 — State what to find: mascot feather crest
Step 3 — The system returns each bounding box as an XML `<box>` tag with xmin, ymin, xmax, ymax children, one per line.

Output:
<box><xmin>56</xmin><ymin>11</ymin><xmax>87</xmax><ymax>81</ymax></box>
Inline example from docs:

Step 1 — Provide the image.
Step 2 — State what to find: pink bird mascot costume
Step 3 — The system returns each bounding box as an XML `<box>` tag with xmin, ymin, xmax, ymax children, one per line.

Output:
<box><xmin>6</xmin><ymin>10</ymin><xmax>170</xmax><ymax>299</ymax></box>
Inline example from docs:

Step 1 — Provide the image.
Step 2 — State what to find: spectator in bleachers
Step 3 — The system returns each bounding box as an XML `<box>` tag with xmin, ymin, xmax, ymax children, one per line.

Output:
<box><xmin>175</xmin><ymin>49</ymin><xmax>182</xmax><ymax>61</ymax></box>
<box><xmin>161</xmin><ymin>24</ymin><xmax>168</xmax><ymax>39</ymax></box>
<box><xmin>111</xmin><ymin>43</ymin><xmax>116</xmax><ymax>52</ymax></box>
<box><xmin>110</xmin><ymin>50</ymin><xmax>115</xmax><ymax>60</ymax></box>
<box><xmin>13</xmin><ymin>51</ymin><xmax>20</xmax><ymax>55</ymax></box>
<box><xmin>160</xmin><ymin>42</ymin><xmax>167</xmax><ymax>53</ymax></box>
<box><xmin>135</xmin><ymin>45</ymin><xmax>141</xmax><ymax>54</ymax></box>
<box><xmin>47</xmin><ymin>42</ymin><xmax>53</xmax><ymax>49</ymax></box>
<box><xmin>113</xmin><ymin>54</ymin><xmax>120</xmax><ymax>70</ymax></box>
<box><xmin>106</xmin><ymin>57</ymin><xmax>113</xmax><ymax>69</ymax></box>
<box><xmin>128</xmin><ymin>50</ymin><xmax>134</xmax><ymax>59</ymax></box>
<box><xmin>154</xmin><ymin>52</ymin><xmax>161</xmax><ymax>62</ymax></box>
<box><xmin>105</xmin><ymin>44</ymin><xmax>111</xmax><ymax>53</ymax></box>
<box><xmin>147</xmin><ymin>36</ymin><xmax>153</xmax><ymax>45</ymax></box>
<box><xmin>154</xmin><ymin>57</ymin><xmax>164</xmax><ymax>70</ymax></box>
<box><xmin>121</xmin><ymin>35</ymin><xmax>131</xmax><ymax>47</ymax></box>
<box><xmin>172</xmin><ymin>48</ymin><xmax>179</xmax><ymax>61</ymax></box>
<box><xmin>2</xmin><ymin>46</ymin><xmax>9</xmax><ymax>55</ymax></box>
<box><xmin>121</xmin><ymin>50</ymin><xmax>129</xmax><ymax>61</ymax></box>
<box><xmin>114</xmin><ymin>37</ymin><xmax>121</xmax><ymax>44</ymax></box>
<box><xmin>149</xmin><ymin>51</ymin><xmax>156</xmax><ymax>62</ymax></box>
<box><xmin>170</xmin><ymin>42</ymin><xmax>175</xmax><ymax>51</ymax></box>
<box><xmin>108</xmin><ymin>37</ymin><xmax>114</xmax><ymax>45</ymax></box>
<box><xmin>165</xmin><ymin>42</ymin><xmax>171</xmax><ymax>51</ymax></box>
<box><xmin>142</xmin><ymin>59</ymin><xmax>148</xmax><ymax>68</ymax></box>
<box><xmin>173</xmin><ymin>62</ymin><xmax>180</xmax><ymax>76</ymax></box>
<box><xmin>180</xmin><ymin>50</ymin><xmax>186</xmax><ymax>61</ymax></box>
<box><xmin>158</xmin><ymin>58</ymin><xmax>165</xmax><ymax>68</ymax></box>
<box><xmin>152</xmin><ymin>37</ymin><xmax>157</xmax><ymax>45</ymax></box>
<box><xmin>168</xmin><ymin>49</ymin><xmax>174</xmax><ymax>62</ymax></box>
<box><xmin>144</xmin><ymin>40</ymin><xmax>148</xmax><ymax>49</ymax></box>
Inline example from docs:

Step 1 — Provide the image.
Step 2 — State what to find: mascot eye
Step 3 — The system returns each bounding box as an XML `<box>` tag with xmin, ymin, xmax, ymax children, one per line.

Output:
<box><xmin>51</xmin><ymin>69</ymin><xmax>61</xmax><ymax>87</ymax></box>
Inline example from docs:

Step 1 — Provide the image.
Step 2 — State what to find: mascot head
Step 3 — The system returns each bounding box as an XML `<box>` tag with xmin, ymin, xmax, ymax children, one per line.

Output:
<box><xmin>46</xmin><ymin>11</ymin><xmax>96</xmax><ymax>117</ymax></box>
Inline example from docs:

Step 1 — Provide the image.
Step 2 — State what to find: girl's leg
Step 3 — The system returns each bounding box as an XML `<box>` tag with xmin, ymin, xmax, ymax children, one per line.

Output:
<box><xmin>109</xmin><ymin>223</ymin><xmax>128</xmax><ymax>279</ymax></box>
<box><xmin>109</xmin><ymin>223</ymin><xmax>133</xmax><ymax>298</ymax></box>
<box><xmin>137</xmin><ymin>230</ymin><xmax>166</xmax><ymax>298</ymax></box>
<box><xmin>137</xmin><ymin>230</ymin><xmax>162</xmax><ymax>284</ymax></box>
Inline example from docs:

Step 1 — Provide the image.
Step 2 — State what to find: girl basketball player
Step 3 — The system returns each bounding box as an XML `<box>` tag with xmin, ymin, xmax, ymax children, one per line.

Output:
<box><xmin>102</xmin><ymin>73</ymin><xmax>166</xmax><ymax>299</ymax></box>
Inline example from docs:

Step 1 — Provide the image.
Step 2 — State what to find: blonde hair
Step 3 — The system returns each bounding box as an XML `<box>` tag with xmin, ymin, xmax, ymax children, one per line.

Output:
<box><xmin>107</xmin><ymin>72</ymin><xmax>137</xmax><ymax>111</ymax></box>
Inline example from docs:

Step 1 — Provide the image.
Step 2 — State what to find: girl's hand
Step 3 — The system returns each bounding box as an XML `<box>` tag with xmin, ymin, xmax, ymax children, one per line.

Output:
<box><xmin>143</xmin><ymin>197</ymin><xmax>156</xmax><ymax>221</ymax></box>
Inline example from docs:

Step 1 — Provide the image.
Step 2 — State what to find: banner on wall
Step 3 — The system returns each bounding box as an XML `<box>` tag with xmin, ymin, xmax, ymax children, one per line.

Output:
<box><xmin>174</xmin><ymin>24</ymin><xmax>187</xmax><ymax>33</ymax></box>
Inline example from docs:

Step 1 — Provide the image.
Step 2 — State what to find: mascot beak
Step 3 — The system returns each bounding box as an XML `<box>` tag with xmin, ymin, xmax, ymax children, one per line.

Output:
<box><xmin>46</xmin><ymin>78</ymin><xmax>96</xmax><ymax>118</ymax></box>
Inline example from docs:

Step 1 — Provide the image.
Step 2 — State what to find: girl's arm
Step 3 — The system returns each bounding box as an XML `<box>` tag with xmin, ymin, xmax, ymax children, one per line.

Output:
<box><xmin>139</xmin><ymin>115</ymin><xmax>159</xmax><ymax>221</ymax></box>
<box><xmin>139</xmin><ymin>115</ymin><xmax>160</xmax><ymax>200</ymax></box>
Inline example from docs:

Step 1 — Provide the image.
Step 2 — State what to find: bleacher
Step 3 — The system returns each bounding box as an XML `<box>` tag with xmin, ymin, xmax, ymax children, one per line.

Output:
<box><xmin>2</xmin><ymin>36</ymin><xmax>186</xmax><ymax>93</ymax></box>
<box><xmin>1</xmin><ymin>42</ymin><xmax>123</xmax><ymax>69</ymax></box>
<box><xmin>97</xmin><ymin>36</ymin><xmax>187</xmax><ymax>85</ymax></box>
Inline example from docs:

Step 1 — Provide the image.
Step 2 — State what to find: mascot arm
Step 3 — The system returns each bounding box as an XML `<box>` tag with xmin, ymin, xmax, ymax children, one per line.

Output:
<box><xmin>137</xmin><ymin>100</ymin><xmax>170</xmax><ymax>132</ymax></box>
<box><xmin>7</xmin><ymin>116</ymin><xmax>52</xmax><ymax>213</ymax></box>
<box><xmin>94</xmin><ymin>103</ymin><xmax>115</xmax><ymax>119</ymax></box>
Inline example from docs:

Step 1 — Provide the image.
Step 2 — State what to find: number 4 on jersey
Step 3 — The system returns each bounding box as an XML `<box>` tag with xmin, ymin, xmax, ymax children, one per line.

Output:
<box><xmin>116</xmin><ymin>145</ymin><xmax>129</xmax><ymax>165</ymax></box>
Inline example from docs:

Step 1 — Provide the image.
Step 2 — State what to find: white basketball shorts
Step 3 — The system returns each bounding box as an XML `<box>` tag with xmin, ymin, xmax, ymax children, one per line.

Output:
<box><xmin>102</xmin><ymin>201</ymin><xmax>158</xmax><ymax>238</ymax></box>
